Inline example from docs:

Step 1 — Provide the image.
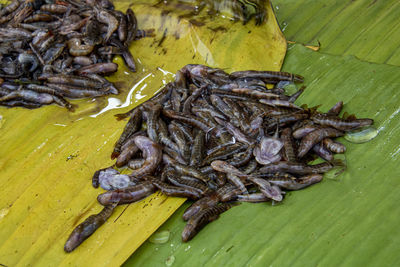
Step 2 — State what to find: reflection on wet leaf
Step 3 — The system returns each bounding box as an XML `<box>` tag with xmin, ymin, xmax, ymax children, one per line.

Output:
<box><xmin>165</xmin><ymin>255</ymin><xmax>175</xmax><ymax>266</ymax></box>
<box><xmin>149</xmin><ymin>230</ymin><xmax>171</xmax><ymax>244</ymax></box>
<box><xmin>0</xmin><ymin>115</ymin><xmax>4</xmax><ymax>129</ymax></box>
<box><xmin>344</xmin><ymin>127</ymin><xmax>378</xmax><ymax>144</ymax></box>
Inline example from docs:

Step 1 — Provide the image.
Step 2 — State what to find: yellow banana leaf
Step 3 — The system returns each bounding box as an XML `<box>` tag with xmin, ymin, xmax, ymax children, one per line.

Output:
<box><xmin>0</xmin><ymin>1</ymin><xmax>286</xmax><ymax>266</ymax></box>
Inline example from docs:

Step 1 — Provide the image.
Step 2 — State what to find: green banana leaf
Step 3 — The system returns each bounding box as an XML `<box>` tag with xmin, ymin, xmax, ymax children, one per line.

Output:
<box><xmin>125</xmin><ymin>5</ymin><xmax>400</xmax><ymax>267</ymax></box>
<box><xmin>273</xmin><ymin>0</ymin><xmax>400</xmax><ymax>66</ymax></box>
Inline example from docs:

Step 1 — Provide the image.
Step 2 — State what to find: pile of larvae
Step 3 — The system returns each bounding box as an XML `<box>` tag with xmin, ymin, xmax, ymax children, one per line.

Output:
<box><xmin>0</xmin><ymin>0</ymin><xmax>144</xmax><ymax>109</ymax></box>
<box><xmin>64</xmin><ymin>64</ymin><xmax>373</xmax><ymax>252</ymax></box>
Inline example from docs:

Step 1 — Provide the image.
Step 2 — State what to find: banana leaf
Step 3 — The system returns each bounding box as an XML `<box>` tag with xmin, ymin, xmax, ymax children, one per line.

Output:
<box><xmin>0</xmin><ymin>1</ymin><xmax>286</xmax><ymax>266</ymax></box>
<box><xmin>272</xmin><ymin>0</ymin><xmax>400</xmax><ymax>66</ymax></box>
<box><xmin>125</xmin><ymin>43</ymin><xmax>400</xmax><ymax>267</ymax></box>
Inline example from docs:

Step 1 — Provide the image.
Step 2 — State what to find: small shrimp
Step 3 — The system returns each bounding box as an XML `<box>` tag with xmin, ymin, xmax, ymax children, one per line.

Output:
<box><xmin>0</xmin><ymin>89</ymin><xmax>53</xmax><ymax>105</ymax></box>
<box><xmin>125</xmin><ymin>8</ymin><xmax>137</xmax><ymax>44</ymax></box>
<box><xmin>41</xmin><ymin>74</ymin><xmax>104</xmax><ymax>88</ymax></box>
<box><xmin>182</xmin><ymin>86</ymin><xmax>204</xmax><ymax>114</ymax></box>
<box><xmin>97</xmin><ymin>46</ymin><xmax>121</xmax><ymax>56</ymax></box>
<box><xmin>292</xmin><ymin>124</ymin><xmax>320</xmax><ymax>139</ymax></box>
<box><xmin>59</xmin><ymin>17</ymin><xmax>89</xmax><ymax>35</ymax></box>
<box><xmin>95</xmin><ymin>7</ymin><xmax>119</xmax><ymax>43</ymax></box>
<box><xmin>111</xmin><ymin>108</ymin><xmax>142</xmax><ymax>159</ymax></box>
<box><xmin>227</xmin><ymin>145</ymin><xmax>254</xmax><ymax>167</ymax></box>
<box><xmin>109</xmin><ymin>38</ymin><xmax>136</xmax><ymax>72</ymax></box>
<box><xmin>40</xmin><ymin>4</ymin><xmax>69</xmax><ymax>14</ymax></box>
<box><xmin>64</xmin><ymin>204</ymin><xmax>116</xmax><ymax>253</ymax></box>
<box><xmin>281</xmin><ymin>128</ymin><xmax>297</xmax><ymax>162</ymax></box>
<box><xmin>223</xmin><ymin>97</ymin><xmax>251</xmax><ymax>132</ymax></box>
<box><xmin>182</xmin><ymin>193</ymin><xmax>220</xmax><ymax>221</ymax></box>
<box><xmin>72</xmin><ymin>56</ymin><xmax>93</xmax><ymax>66</ymax></box>
<box><xmin>0</xmin><ymin>28</ymin><xmax>32</xmax><ymax>40</ymax></box>
<box><xmin>46</xmin><ymin>83</ymin><xmax>112</xmax><ymax>99</ymax></box>
<box><xmin>163</xmin><ymin>146</ymin><xmax>187</xmax><ymax>165</ymax></box>
<box><xmin>246</xmin><ymin>176</ymin><xmax>283</xmax><ymax>202</ymax></box>
<box><xmin>168</xmin><ymin>122</ymin><xmax>190</xmax><ymax>161</ymax></box>
<box><xmin>84</xmin><ymin>18</ymin><xmax>102</xmax><ymax>46</ymax></box>
<box><xmin>84</xmin><ymin>74</ymin><xmax>118</xmax><ymax>94</ymax></box>
<box><xmin>210</xmin><ymin>94</ymin><xmax>236</xmax><ymax>119</ymax></box>
<box><xmin>162</xmin><ymin>109</ymin><xmax>212</xmax><ymax>133</ymax></box>
<box><xmin>43</xmin><ymin>43</ymin><xmax>65</xmax><ymax>64</ymax></box>
<box><xmin>67</xmin><ymin>38</ymin><xmax>94</xmax><ymax>56</ymax></box>
<box><xmin>76</xmin><ymin>62</ymin><xmax>118</xmax><ymax>75</ymax></box>
<box><xmin>143</xmin><ymin>102</ymin><xmax>162</xmax><ymax>142</ymax></box>
<box><xmin>258</xmin><ymin>160</ymin><xmax>346</xmax><ymax>175</ymax></box>
<box><xmin>24</xmin><ymin>13</ymin><xmax>55</xmax><ymax>23</ymax></box>
<box><xmin>8</xmin><ymin>1</ymin><xmax>33</xmax><ymax>25</ymax></box>
<box><xmin>311</xmin><ymin>113</ymin><xmax>373</xmax><ymax>131</ymax></box>
<box><xmin>229</xmin><ymin>70</ymin><xmax>304</xmax><ymax>83</ymax></box>
<box><xmin>259</xmin><ymin>98</ymin><xmax>302</xmax><ymax>109</ymax></box>
<box><xmin>182</xmin><ymin>203</ymin><xmax>234</xmax><ymax>242</ymax></box>
<box><xmin>163</xmin><ymin>154</ymin><xmax>211</xmax><ymax>185</ymax></box>
<box><xmin>268</xmin><ymin>174</ymin><xmax>323</xmax><ymax>191</ymax></box>
<box><xmin>115</xmin><ymin>139</ymin><xmax>139</xmax><ymax>168</ymax></box>
<box><xmin>170</xmin><ymin>87</ymin><xmax>181</xmax><ymax>112</ymax></box>
<box><xmin>204</xmin><ymin>143</ymin><xmax>245</xmax><ymax>165</ymax></box>
<box><xmin>210</xmin><ymin>160</ymin><xmax>248</xmax><ymax>179</ymax></box>
<box><xmin>166</xmin><ymin>169</ymin><xmax>209</xmax><ymax>195</ymax></box>
<box><xmin>288</xmin><ymin>86</ymin><xmax>306</xmax><ymax>103</ymax></box>
<box><xmin>129</xmin><ymin>136</ymin><xmax>163</xmax><ymax>179</ymax></box>
<box><xmin>128</xmin><ymin>159</ymin><xmax>145</xmax><ymax>170</ymax></box>
<box><xmin>152</xmin><ymin>180</ymin><xmax>202</xmax><ymax>200</ymax></box>
<box><xmin>226</xmin><ymin>173</ymin><xmax>248</xmax><ymax>194</ymax></box>
<box><xmin>0</xmin><ymin>0</ymin><xmax>20</xmax><ymax>17</ymax></box>
<box><xmin>190</xmin><ymin>130</ymin><xmax>205</xmax><ymax>166</ymax></box>
<box><xmin>298</xmin><ymin>127</ymin><xmax>344</xmax><ymax>157</ymax></box>
<box><xmin>97</xmin><ymin>181</ymin><xmax>156</xmax><ymax>205</ymax></box>
<box><xmin>158</xmin><ymin>118</ymin><xmax>180</xmax><ymax>151</ymax></box>
<box><xmin>327</xmin><ymin>101</ymin><xmax>343</xmax><ymax>115</ymax></box>
<box><xmin>215</xmin><ymin>183</ymin><xmax>241</xmax><ymax>202</ymax></box>
<box><xmin>214</xmin><ymin>117</ymin><xmax>254</xmax><ymax>145</ymax></box>
<box><xmin>237</xmin><ymin>193</ymin><xmax>270</xmax><ymax>203</ymax></box>
<box><xmin>241</xmin><ymin>160</ymin><xmax>258</xmax><ymax>174</ymax></box>
<box><xmin>112</xmin><ymin>10</ymin><xmax>127</xmax><ymax>42</ymax></box>
<box><xmin>215</xmin><ymin>172</ymin><xmax>227</xmax><ymax>187</ymax></box>
<box><xmin>230</xmin><ymin>88</ymin><xmax>280</xmax><ymax>100</ymax></box>
<box><xmin>191</xmin><ymin>106</ymin><xmax>227</xmax><ymax>121</ymax></box>
<box><xmin>312</xmin><ymin>143</ymin><xmax>333</xmax><ymax>161</ymax></box>
<box><xmin>25</xmin><ymin>84</ymin><xmax>72</xmax><ymax>110</ymax></box>
<box><xmin>323</xmin><ymin>138</ymin><xmax>346</xmax><ymax>153</ymax></box>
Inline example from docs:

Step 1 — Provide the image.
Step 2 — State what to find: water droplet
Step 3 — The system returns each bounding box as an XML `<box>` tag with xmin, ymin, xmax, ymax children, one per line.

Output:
<box><xmin>165</xmin><ymin>255</ymin><xmax>175</xmax><ymax>266</ymax></box>
<box><xmin>281</xmin><ymin>21</ymin><xmax>288</xmax><ymax>31</ymax></box>
<box><xmin>184</xmin><ymin>245</ymin><xmax>191</xmax><ymax>252</ymax></box>
<box><xmin>344</xmin><ymin>127</ymin><xmax>378</xmax><ymax>144</ymax></box>
<box><xmin>0</xmin><ymin>207</ymin><xmax>10</xmax><ymax>220</ymax></box>
<box><xmin>149</xmin><ymin>230</ymin><xmax>170</xmax><ymax>244</ymax></box>
<box><xmin>0</xmin><ymin>115</ymin><xmax>4</xmax><ymax>129</ymax></box>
